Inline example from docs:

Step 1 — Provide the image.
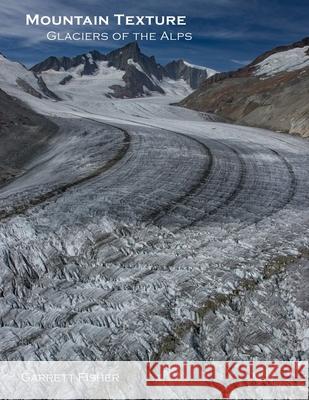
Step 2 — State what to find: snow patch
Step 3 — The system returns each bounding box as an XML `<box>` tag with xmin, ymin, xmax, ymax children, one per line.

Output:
<box><xmin>0</xmin><ymin>54</ymin><xmax>45</xmax><ymax>98</ymax></box>
<box><xmin>41</xmin><ymin>60</ymin><xmax>126</xmax><ymax>101</ymax></box>
<box><xmin>255</xmin><ymin>46</ymin><xmax>309</xmax><ymax>76</ymax></box>
<box><xmin>183</xmin><ymin>60</ymin><xmax>217</xmax><ymax>76</ymax></box>
<box><xmin>127</xmin><ymin>58</ymin><xmax>144</xmax><ymax>73</ymax></box>
<box><xmin>160</xmin><ymin>77</ymin><xmax>192</xmax><ymax>97</ymax></box>
<box><xmin>86</xmin><ymin>53</ymin><xmax>94</xmax><ymax>64</ymax></box>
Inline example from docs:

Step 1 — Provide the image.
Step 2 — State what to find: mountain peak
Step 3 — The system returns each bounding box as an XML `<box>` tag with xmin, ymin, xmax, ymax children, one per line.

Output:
<box><xmin>88</xmin><ymin>50</ymin><xmax>105</xmax><ymax>59</ymax></box>
<box><xmin>106</xmin><ymin>41</ymin><xmax>144</xmax><ymax>71</ymax></box>
<box><xmin>107</xmin><ymin>41</ymin><xmax>141</xmax><ymax>57</ymax></box>
<box><xmin>28</xmin><ymin>42</ymin><xmax>217</xmax><ymax>98</ymax></box>
<box><xmin>123</xmin><ymin>41</ymin><xmax>140</xmax><ymax>52</ymax></box>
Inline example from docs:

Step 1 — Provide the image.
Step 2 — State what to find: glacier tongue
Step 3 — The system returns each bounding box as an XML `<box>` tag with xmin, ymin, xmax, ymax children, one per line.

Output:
<box><xmin>0</xmin><ymin>91</ymin><xmax>308</xmax><ymax>361</ymax></box>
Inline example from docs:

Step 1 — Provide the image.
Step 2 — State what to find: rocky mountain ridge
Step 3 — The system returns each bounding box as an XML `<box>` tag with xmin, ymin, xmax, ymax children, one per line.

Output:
<box><xmin>0</xmin><ymin>53</ymin><xmax>60</xmax><ymax>101</ymax></box>
<box><xmin>180</xmin><ymin>37</ymin><xmax>309</xmax><ymax>137</ymax></box>
<box><xmin>31</xmin><ymin>42</ymin><xmax>217</xmax><ymax>98</ymax></box>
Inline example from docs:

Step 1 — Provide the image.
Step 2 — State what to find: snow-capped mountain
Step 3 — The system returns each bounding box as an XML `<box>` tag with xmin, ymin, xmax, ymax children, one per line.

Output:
<box><xmin>31</xmin><ymin>42</ymin><xmax>217</xmax><ymax>99</ymax></box>
<box><xmin>0</xmin><ymin>53</ymin><xmax>59</xmax><ymax>101</ymax></box>
<box><xmin>180</xmin><ymin>37</ymin><xmax>309</xmax><ymax>137</ymax></box>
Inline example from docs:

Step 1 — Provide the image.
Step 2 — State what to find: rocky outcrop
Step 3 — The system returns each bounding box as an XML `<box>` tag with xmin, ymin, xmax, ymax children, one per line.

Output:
<box><xmin>31</xmin><ymin>51</ymin><xmax>107</xmax><ymax>75</ymax></box>
<box><xmin>16</xmin><ymin>78</ymin><xmax>43</xmax><ymax>98</ymax></box>
<box><xmin>59</xmin><ymin>75</ymin><xmax>73</xmax><ymax>85</ymax></box>
<box><xmin>0</xmin><ymin>53</ymin><xmax>60</xmax><ymax>101</ymax></box>
<box><xmin>109</xmin><ymin>65</ymin><xmax>164</xmax><ymax>98</ymax></box>
<box><xmin>31</xmin><ymin>56</ymin><xmax>75</xmax><ymax>73</ymax></box>
<box><xmin>37</xmin><ymin>76</ymin><xmax>61</xmax><ymax>100</ymax></box>
<box><xmin>105</xmin><ymin>42</ymin><xmax>166</xmax><ymax>97</ymax></box>
<box><xmin>107</xmin><ymin>42</ymin><xmax>165</xmax><ymax>81</ymax></box>
<box><xmin>165</xmin><ymin>59</ymin><xmax>214</xmax><ymax>88</ymax></box>
<box><xmin>180</xmin><ymin>37</ymin><xmax>309</xmax><ymax>137</ymax></box>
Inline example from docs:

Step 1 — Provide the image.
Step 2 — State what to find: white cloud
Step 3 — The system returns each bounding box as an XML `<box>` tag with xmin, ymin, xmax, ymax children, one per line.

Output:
<box><xmin>0</xmin><ymin>0</ymin><xmax>252</xmax><ymax>45</ymax></box>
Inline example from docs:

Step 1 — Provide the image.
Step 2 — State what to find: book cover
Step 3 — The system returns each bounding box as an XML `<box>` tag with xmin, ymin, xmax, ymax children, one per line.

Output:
<box><xmin>0</xmin><ymin>1</ymin><xmax>308</xmax><ymax>398</ymax></box>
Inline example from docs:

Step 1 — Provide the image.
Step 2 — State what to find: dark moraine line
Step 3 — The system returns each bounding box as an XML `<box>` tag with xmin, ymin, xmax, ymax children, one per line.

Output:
<box><xmin>177</xmin><ymin>144</ymin><xmax>297</xmax><ymax>233</ymax></box>
<box><xmin>142</xmin><ymin>130</ymin><xmax>214</xmax><ymax>226</ymax></box>
<box><xmin>67</xmin><ymin>106</ymin><xmax>216</xmax><ymax>229</ymax></box>
<box><xmin>175</xmin><ymin>141</ymin><xmax>247</xmax><ymax>232</ymax></box>
<box><xmin>0</xmin><ymin>120</ymin><xmax>131</xmax><ymax>222</ymax></box>
<box><xmin>191</xmin><ymin>146</ymin><xmax>298</xmax><ymax>253</ymax></box>
<box><xmin>250</xmin><ymin>148</ymin><xmax>297</xmax><ymax>223</ymax></box>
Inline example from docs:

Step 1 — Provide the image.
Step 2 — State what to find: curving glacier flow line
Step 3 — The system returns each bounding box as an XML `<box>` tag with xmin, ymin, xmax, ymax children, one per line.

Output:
<box><xmin>0</xmin><ymin>121</ymin><xmax>131</xmax><ymax>222</ymax></box>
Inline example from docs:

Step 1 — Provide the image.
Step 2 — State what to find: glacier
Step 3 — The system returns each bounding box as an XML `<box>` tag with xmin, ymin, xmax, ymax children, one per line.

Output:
<box><xmin>0</xmin><ymin>61</ymin><xmax>308</xmax><ymax>362</ymax></box>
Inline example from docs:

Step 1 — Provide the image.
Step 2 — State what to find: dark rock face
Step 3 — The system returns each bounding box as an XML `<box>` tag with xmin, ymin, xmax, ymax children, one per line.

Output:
<box><xmin>37</xmin><ymin>76</ymin><xmax>61</xmax><ymax>100</ymax></box>
<box><xmin>31</xmin><ymin>42</ymin><xmax>213</xmax><ymax>98</ymax></box>
<box><xmin>0</xmin><ymin>89</ymin><xmax>57</xmax><ymax>185</ymax></box>
<box><xmin>165</xmin><ymin>60</ymin><xmax>209</xmax><ymax>89</ymax></box>
<box><xmin>106</xmin><ymin>42</ymin><xmax>140</xmax><ymax>70</ymax></box>
<box><xmin>16</xmin><ymin>78</ymin><xmax>43</xmax><ymax>98</ymax></box>
<box><xmin>59</xmin><ymin>75</ymin><xmax>73</xmax><ymax>85</ymax></box>
<box><xmin>15</xmin><ymin>76</ymin><xmax>60</xmax><ymax>101</ymax></box>
<box><xmin>106</xmin><ymin>42</ymin><xmax>166</xmax><ymax>97</ymax></box>
<box><xmin>32</xmin><ymin>56</ymin><xmax>75</xmax><ymax>72</ymax></box>
<box><xmin>107</xmin><ymin>42</ymin><xmax>165</xmax><ymax>81</ymax></box>
<box><xmin>180</xmin><ymin>37</ymin><xmax>309</xmax><ymax>137</ymax></box>
<box><xmin>82</xmin><ymin>58</ymin><xmax>98</xmax><ymax>76</ymax></box>
<box><xmin>31</xmin><ymin>51</ymin><xmax>107</xmax><ymax>76</ymax></box>
<box><xmin>110</xmin><ymin>65</ymin><xmax>165</xmax><ymax>98</ymax></box>
<box><xmin>0</xmin><ymin>52</ymin><xmax>60</xmax><ymax>100</ymax></box>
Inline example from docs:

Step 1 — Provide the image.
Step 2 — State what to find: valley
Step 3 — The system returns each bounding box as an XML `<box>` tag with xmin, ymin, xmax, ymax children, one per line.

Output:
<box><xmin>0</xmin><ymin>40</ymin><xmax>308</xmax><ymax>362</ymax></box>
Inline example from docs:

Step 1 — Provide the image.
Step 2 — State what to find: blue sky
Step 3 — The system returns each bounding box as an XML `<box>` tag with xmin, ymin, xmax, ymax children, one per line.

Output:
<box><xmin>1</xmin><ymin>0</ymin><xmax>308</xmax><ymax>71</ymax></box>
